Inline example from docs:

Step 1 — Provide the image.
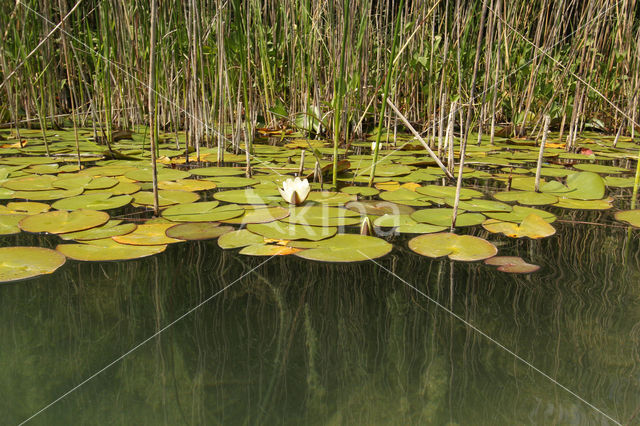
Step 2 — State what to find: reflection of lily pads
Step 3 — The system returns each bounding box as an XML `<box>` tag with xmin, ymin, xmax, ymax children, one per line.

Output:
<box><xmin>248</xmin><ymin>221</ymin><xmax>336</xmax><ymax>241</ymax></box>
<box><xmin>166</xmin><ymin>223</ymin><xmax>234</xmax><ymax>240</ymax></box>
<box><xmin>345</xmin><ymin>200</ymin><xmax>415</xmax><ymax>216</ymax></box>
<box><xmin>162</xmin><ymin>201</ymin><xmax>244</xmax><ymax>222</ymax></box>
<box><xmin>19</xmin><ymin>209</ymin><xmax>109</xmax><ymax>234</ymax></box>
<box><xmin>52</xmin><ymin>193</ymin><xmax>132</xmax><ymax>211</ymax></box>
<box><xmin>0</xmin><ymin>247</ymin><xmax>66</xmax><ymax>283</ymax></box>
<box><xmin>408</xmin><ymin>233</ymin><xmax>497</xmax><ymax>261</ymax></box>
<box><xmin>484</xmin><ymin>256</ymin><xmax>540</xmax><ymax>273</ymax></box>
<box><xmin>289</xmin><ymin>234</ymin><xmax>392</xmax><ymax>262</ymax></box>
<box><xmin>56</xmin><ymin>241</ymin><xmax>166</xmax><ymax>261</ymax></box>
<box><xmin>482</xmin><ymin>214</ymin><xmax>555</xmax><ymax>239</ymax></box>
<box><xmin>411</xmin><ymin>208</ymin><xmax>486</xmax><ymax>227</ymax></box>
<box><xmin>614</xmin><ymin>210</ymin><xmax>640</xmax><ymax>227</ymax></box>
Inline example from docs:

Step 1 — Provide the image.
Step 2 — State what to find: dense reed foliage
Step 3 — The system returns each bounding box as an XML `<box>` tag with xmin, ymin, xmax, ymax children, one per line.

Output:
<box><xmin>1</xmin><ymin>0</ymin><xmax>639</xmax><ymax>148</ymax></box>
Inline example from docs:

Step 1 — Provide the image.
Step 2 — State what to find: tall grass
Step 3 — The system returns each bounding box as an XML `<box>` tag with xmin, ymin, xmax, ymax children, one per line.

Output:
<box><xmin>0</xmin><ymin>0</ymin><xmax>638</xmax><ymax>149</ymax></box>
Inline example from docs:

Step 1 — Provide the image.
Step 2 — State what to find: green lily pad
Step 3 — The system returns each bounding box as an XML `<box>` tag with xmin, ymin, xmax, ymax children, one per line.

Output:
<box><xmin>484</xmin><ymin>256</ymin><xmax>540</xmax><ymax>273</ymax></box>
<box><xmin>492</xmin><ymin>190</ymin><xmax>558</xmax><ymax>206</ymax></box>
<box><xmin>0</xmin><ymin>201</ymin><xmax>50</xmax><ymax>214</ymax></box>
<box><xmin>561</xmin><ymin>172</ymin><xmax>605</xmax><ymax>200</ymax></box>
<box><xmin>158</xmin><ymin>179</ymin><xmax>217</xmax><ymax>192</ymax></box>
<box><xmin>132</xmin><ymin>189</ymin><xmax>200</xmax><ymax>207</ymax></box>
<box><xmin>345</xmin><ymin>200</ymin><xmax>415</xmax><ymax>216</ymax></box>
<box><xmin>573</xmin><ymin>163</ymin><xmax>628</xmax><ymax>174</ymax></box>
<box><xmin>444</xmin><ymin>198</ymin><xmax>512</xmax><ymax>212</ymax></box>
<box><xmin>485</xmin><ymin>205</ymin><xmax>556</xmax><ymax>223</ymax></box>
<box><xmin>604</xmin><ymin>176</ymin><xmax>635</xmax><ymax>188</ymax></box>
<box><xmin>165</xmin><ymin>223</ymin><xmax>234</xmax><ymax>240</ymax></box>
<box><xmin>373</xmin><ymin>214</ymin><xmax>417</xmax><ymax>227</ymax></box>
<box><xmin>0</xmin><ymin>214</ymin><xmax>27</xmax><ymax>235</ymax></box>
<box><xmin>281</xmin><ymin>206</ymin><xmax>360</xmax><ymax>226</ymax></box>
<box><xmin>85</xmin><ymin>180</ymin><xmax>140</xmax><ymax>195</ymax></box>
<box><xmin>221</xmin><ymin>206</ymin><xmax>290</xmax><ymax>224</ymax></box>
<box><xmin>0</xmin><ymin>247</ymin><xmax>66</xmax><ymax>282</ymax></box>
<box><xmin>482</xmin><ymin>214</ymin><xmax>556</xmax><ymax>239</ymax></box>
<box><xmin>247</xmin><ymin>221</ymin><xmax>337</xmax><ymax>241</ymax></box>
<box><xmin>56</xmin><ymin>241</ymin><xmax>166</xmax><ymax>261</ymax></box>
<box><xmin>213</xmin><ymin>188</ymin><xmax>281</xmax><ymax>204</ymax></box>
<box><xmin>218</xmin><ymin>229</ymin><xmax>265</xmax><ymax>249</ymax></box>
<box><xmin>306</xmin><ymin>191</ymin><xmax>356</xmax><ymax>205</ymax></box>
<box><xmin>340</xmin><ymin>186</ymin><xmax>380</xmax><ymax>196</ymax></box>
<box><xmin>2</xmin><ymin>174</ymin><xmax>57</xmax><ymax>191</ymax></box>
<box><xmin>54</xmin><ymin>175</ymin><xmax>118</xmax><ymax>191</ymax></box>
<box><xmin>614</xmin><ymin>210</ymin><xmax>640</xmax><ymax>227</ymax></box>
<box><xmin>52</xmin><ymin>193</ymin><xmax>132</xmax><ymax>211</ymax></box>
<box><xmin>19</xmin><ymin>209</ymin><xmax>109</xmax><ymax>234</ymax></box>
<box><xmin>397</xmin><ymin>223</ymin><xmax>447</xmax><ymax>234</ymax></box>
<box><xmin>162</xmin><ymin>201</ymin><xmax>244</xmax><ymax>222</ymax></box>
<box><xmin>288</xmin><ymin>234</ymin><xmax>392</xmax><ymax>262</ymax></box>
<box><xmin>125</xmin><ymin>167</ymin><xmax>191</xmax><ymax>182</ymax></box>
<box><xmin>0</xmin><ymin>188</ymin><xmax>14</xmax><ymax>199</ymax></box>
<box><xmin>408</xmin><ymin>233</ymin><xmax>497</xmax><ymax>261</ymax></box>
<box><xmin>553</xmin><ymin>197</ymin><xmax>613</xmax><ymax>210</ymax></box>
<box><xmin>379</xmin><ymin>188</ymin><xmax>432</xmax><ymax>206</ymax></box>
<box><xmin>191</xmin><ymin>166</ymin><xmax>246</xmax><ymax>177</ymax></box>
<box><xmin>206</xmin><ymin>176</ymin><xmax>259</xmax><ymax>188</ymax></box>
<box><xmin>113</xmin><ymin>223</ymin><xmax>183</xmax><ymax>245</ymax></box>
<box><xmin>416</xmin><ymin>185</ymin><xmax>483</xmax><ymax>200</ymax></box>
<box><xmin>239</xmin><ymin>244</ymin><xmax>303</xmax><ymax>256</ymax></box>
<box><xmin>12</xmin><ymin>187</ymin><xmax>84</xmax><ymax>201</ymax></box>
<box><xmin>411</xmin><ymin>208</ymin><xmax>486</xmax><ymax>227</ymax></box>
<box><xmin>59</xmin><ymin>220</ymin><xmax>136</xmax><ymax>241</ymax></box>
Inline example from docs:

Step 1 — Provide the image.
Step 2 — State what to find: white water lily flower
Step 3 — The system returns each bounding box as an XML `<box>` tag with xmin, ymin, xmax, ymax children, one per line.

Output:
<box><xmin>278</xmin><ymin>177</ymin><xmax>310</xmax><ymax>205</ymax></box>
<box><xmin>371</xmin><ymin>141</ymin><xmax>379</xmax><ymax>151</ymax></box>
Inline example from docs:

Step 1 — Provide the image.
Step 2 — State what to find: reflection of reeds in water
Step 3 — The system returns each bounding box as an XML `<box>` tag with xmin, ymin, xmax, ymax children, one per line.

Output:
<box><xmin>1</xmin><ymin>221</ymin><xmax>640</xmax><ymax>423</ymax></box>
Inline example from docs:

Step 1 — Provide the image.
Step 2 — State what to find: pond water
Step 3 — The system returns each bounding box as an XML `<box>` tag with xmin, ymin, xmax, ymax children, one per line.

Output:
<box><xmin>2</xmin><ymin>210</ymin><xmax>639</xmax><ymax>425</ymax></box>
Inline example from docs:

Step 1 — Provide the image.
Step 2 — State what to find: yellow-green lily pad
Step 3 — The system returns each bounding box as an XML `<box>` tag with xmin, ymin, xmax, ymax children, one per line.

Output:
<box><xmin>132</xmin><ymin>189</ymin><xmax>200</xmax><ymax>207</ymax></box>
<box><xmin>411</xmin><ymin>208</ymin><xmax>486</xmax><ymax>227</ymax></box>
<box><xmin>162</xmin><ymin>201</ymin><xmax>244</xmax><ymax>222</ymax></box>
<box><xmin>492</xmin><ymin>190</ymin><xmax>558</xmax><ymax>206</ymax></box>
<box><xmin>2</xmin><ymin>174</ymin><xmax>57</xmax><ymax>191</ymax></box>
<box><xmin>56</xmin><ymin>241</ymin><xmax>166</xmax><ymax>261</ymax></box>
<box><xmin>112</xmin><ymin>223</ymin><xmax>183</xmax><ymax>245</ymax></box>
<box><xmin>247</xmin><ymin>221</ymin><xmax>337</xmax><ymax>241</ymax></box>
<box><xmin>408</xmin><ymin>233</ymin><xmax>497</xmax><ymax>261</ymax></box>
<box><xmin>0</xmin><ymin>214</ymin><xmax>27</xmax><ymax>235</ymax></box>
<box><xmin>0</xmin><ymin>247</ymin><xmax>66</xmax><ymax>282</ymax></box>
<box><xmin>221</xmin><ymin>206</ymin><xmax>290</xmax><ymax>224</ymax></box>
<box><xmin>614</xmin><ymin>210</ymin><xmax>640</xmax><ymax>226</ymax></box>
<box><xmin>482</xmin><ymin>214</ymin><xmax>556</xmax><ymax>239</ymax></box>
<box><xmin>485</xmin><ymin>205</ymin><xmax>556</xmax><ymax>223</ymax></box>
<box><xmin>281</xmin><ymin>205</ymin><xmax>360</xmax><ymax>226</ymax></box>
<box><xmin>553</xmin><ymin>197</ymin><xmax>613</xmax><ymax>210</ymax></box>
<box><xmin>19</xmin><ymin>209</ymin><xmax>109</xmax><ymax>234</ymax></box>
<box><xmin>59</xmin><ymin>220</ymin><xmax>136</xmax><ymax>241</ymax></box>
<box><xmin>11</xmin><ymin>187</ymin><xmax>84</xmax><ymax>201</ymax></box>
<box><xmin>218</xmin><ymin>229</ymin><xmax>265</xmax><ymax>249</ymax></box>
<box><xmin>345</xmin><ymin>200</ymin><xmax>415</xmax><ymax>216</ymax></box>
<box><xmin>0</xmin><ymin>201</ymin><xmax>50</xmax><ymax>214</ymax></box>
<box><xmin>52</xmin><ymin>193</ymin><xmax>132</xmax><ymax>211</ymax></box>
<box><xmin>379</xmin><ymin>188</ymin><xmax>432</xmax><ymax>206</ymax></box>
<box><xmin>213</xmin><ymin>188</ymin><xmax>281</xmax><ymax>204</ymax></box>
<box><xmin>158</xmin><ymin>179</ymin><xmax>217</xmax><ymax>191</ymax></box>
<box><xmin>165</xmin><ymin>223</ymin><xmax>234</xmax><ymax>240</ymax></box>
<box><xmin>288</xmin><ymin>234</ymin><xmax>392</xmax><ymax>262</ymax></box>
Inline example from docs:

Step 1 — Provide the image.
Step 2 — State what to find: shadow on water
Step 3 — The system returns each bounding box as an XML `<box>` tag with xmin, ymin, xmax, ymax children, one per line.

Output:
<box><xmin>1</xmin><ymin>215</ymin><xmax>640</xmax><ymax>424</ymax></box>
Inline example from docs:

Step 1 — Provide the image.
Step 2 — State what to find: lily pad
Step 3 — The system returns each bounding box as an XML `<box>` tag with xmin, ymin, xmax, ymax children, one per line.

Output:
<box><xmin>206</xmin><ymin>176</ymin><xmax>259</xmax><ymax>188</ymax></box>
<box><xmin>614</xmin><ymin>210</ymin><xmax>640</xmax><ymax>227</ymax></box>
<box><xmin>0</xmin><ymin>214</ymin><xmax>27</xmax><ymax>235</ymax></box>
<box><xmin>561</xmin><ymin>172</ymin><xmax>606</xmax><ymax>200</ymax></box>
<box><xmin>158</xmin><ymin>179</ymin><xmax>217</xmax><ymax>192</ymax></box>
<box><xmin>0</xmin><ymin>247</ymin><xmax>66</xmax><ymax>282</ymax></box>
<box><xmin>19</xmin><ymin>209</ymin><xmax>109</xmax><ymax>234</ymax></box>
<box><xmin>340</xmin><ymin>186</ymin><xmax>379</xmax><ymax>196</ymax></box>
<box><xmin>132</xmin><ymin>189</ymin><xmax>200</xmax><ymax>207</ymax></box>
<box><xmin>112</xmin><ymin>223</ymin><xmax>183</xmax><ymax>245</ymax></box>
<box><xmin>345</xmin><ymin>200</ymin><xmax>415</xmax><ymax>216</ymax></box>
<box><xmin>0</xmin><ymin>201</ymin><xmax>50</xmax><ymax>214</ymax></box>
<box><xmin>444</xmin><ymin>198</ymin><xmax>512</xmax><ymax>212</ymax></box>
<box><xmin>288</xmin><ymin>234</ymin><xmax>392</xmax><ymax>262</ymax></box>
<box><xmin>553</xmin><ymin>197</ymin><xmax>613</xmax><ymax>210</ymax></box>
<box><xmin>306</xmin><ymin>191</ymin><xmax>356</xmax><ymax>205</ymax></box>
<box><xmin>239</xmin><ymin>244</ymin><xmax>303</xmax><ymax>256</ymax></box>
<box><xmin>482</xmin><ymin>214</ymin><xmax>556</xmax><ymax>239</ymax></box>
<box><xmin>492</xmin><ymin>190</ymin><xmax>558</xmax><ymax>206</ymax></box>
<box><xmin>166</xmin><ymin>223</ymin><xmax>234</xmax><ymax>240</ymax></box>
<box><xmin>484</xmin><ymin>256</ymin><xmax>540</xmax><ymax>273</ymax></box>
<box><xmin>247</xmin><ymin>221</ymin><xmax>337</xmax><ymax>241</ymax></box>
<box><xmin>59</xmin><ymin>220</ymin><xmax>137</xmax><ymax>241</ymax></box>
<box><xmin>221</xmin><ymin>206</ymin><xmax>290</xmax><ymax>225</ymax></box>
<box><xmin>52</xmin><ymin>193</ymin><xmax>132</xmax><ymax>211</ymax></box>
<box><xmin>573</xmin><ymin>163</ymin><xmax>628</xmax><ymax>174</ymax></box>
<box><xmin>411</xmin><ymin>208</ymin><xmax>486</xmax><ymax>227</ymax></box>
<box><xmin>162</xmin><ymin>201</ymin><xmax>244</xmax><ymax>222</ymax></box>
<box><xmin>485</xmin><ymin>205</ymin><xmax>556</xmax><ymax>223</ymax></box>
<box><xmin>125</xmin><ymin>167</ymin><xmax>191</xmax><ymax>182</ymax></box>
<box><xmin>2</xmin><ymin>174</ymin><xmax>57</xmax><ymax>191</ymax></box>
<box><xmin>191</xmin><ymin>166</ymin><xmax>246</xmax><ymax>177</ymax></box>
<box><xmin>281</xmin><ymin>206</ymin><xmax>360</xmax><ymax>226</ymax></box>
<box><xmin>213</xmin><ymin>188</ymin><xmax>281</xmax><ymax>204</ymax></box>
<box><xmin>56</xmin><ymin>241</ymin><xmax>166</xmax><ymax>261</ymax></box>
<box><xmin>416</xmin><ymin>185</ymin><xmax>483</xmax><ymax>200</ymax></box>
<box><xmin>379</xmin><ymin>188</ymin><xmax>432</xmax><ymax>206</ymax></box>
<box><xmin>408</xmin><ymin>233</ymin><xmax>497</xmax><ymax>261</ymax></box>
<box><xmin>11</xmin><ymin>187</ymin><xmax>84</xmax><ymax>201</ymax></box>
<box><xmin>218</xmin><ymin>229</ymin><xmax>265</xmax><ymax>249</ymax></box>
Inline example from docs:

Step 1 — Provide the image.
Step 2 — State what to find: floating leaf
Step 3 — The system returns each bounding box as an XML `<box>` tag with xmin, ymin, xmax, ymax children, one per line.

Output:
<box><xmin>306</xmin><ymin>191</ymin><xmax>356</xmax><ymax>205</ymax></box>
<box><xmin>492</xmin><ymin>190</ymin><xmax>558</xmax><ymax>206</ymax></box>
<box><xmin>158</xmin><ymin>179</ymin><xmax>217</xmax><ymax>191</ymax></box>
<box><xmin>482</xmin><ymin>214</ymin><xmax>556</xmax><ymax>239</ymax></box>
<box><xmin>239</xmin><ymin>244</ymin><xmax>302</xmax><ymax>256</ymax></box>
<box><xmin>373</xmin><ymin>214</ymin><xmax>417</xmax><ymax>227</ymax></box>
<box><xmin>615</xmin><ymin>209</ymin><xmax>640</xmax><ymax>227</ymax></box>
<box><xmin>2</xmin><ymin>174</ymin><xmax>57</xmax><ymax>191</ymax></box>
<box><xmin>247</xmin><ymin>221</ymin><xmax>336</xmax><ymax>241</ymax></box>
<box><xmin>416</xmin><ymin>185</ymin><xmax>483</xmax><ymax>200</ymax></box>
<box><xmin>345</xmin><ymin>200</ymin><xmax>415</xmax><ymax>216</ymax></box>
<box><xmin>408</xmin><ymin>233</ymin><xmax>497</xmax><ymax>261</ymax></box>
<box><xmin>218</xmin><ymin>229</ymin><xmax>265</xmax><ymax>249</ymax></box>
<box><xmin>162</xmin><ymin>201</ymin><xmax>244</xmax><ymax>222</ymax></box>
<box><xmin>561</xmin><ymin>172</ymin><xmax>606</xmax><ymax>200</ymax></box>
<box><xmin>0</xmin><ymin>187</ymin><xmax>14</xmax><ymax>199</ymax></box>
<box><xmin>112</xmin><ymin>223</ymin><xmax>183</xmax><ymax>245</ymax></box>
<box><xmin>19</xmin><ymin>209</ymin><xmax>109</xmax><ymax>234</ymax></box>
<box><xmin>206</xmin><ymin>176</ymin><xmax>259</xmax><ymax>188</ymax></box>
<box><xmin>11</xmin><ymin>187</ymin><xmax>84</xmax><ymax>201</ymax></box>
<box><xmin>573</xmin><ymin>163</ymin><xmax>628</xmax><ymax>174</ymax></box>
<box><xmin>52</xmin><ymin>193</ymin><xmax>132</xmax><ymax>211</ymax></box>
<box><xmin>125</xmin><ymin>167</ymin><xmax>191</xmax><ymax>182</ymax></box>
<box><xmin>411</xmin><ymin>208</ymin><xmax>486</xmax><ymax>227</ymax></box>
<box><xmin>281</xmin><ymin>205</ymin><xmax>360</xmax><ymax>226</ymax></box>
<box><xmin>56</xmin><ymin>241</ymin><xmax>166</xmax><ymax>261</ymax></box>
<box><xmin>340</xmin><ymin>186</ymin><xmax>379</xmax><ymax>196</ymax></box>
<box><xmin>444</xmin><ymin>198</ymin><xmax>512</xmax><ymax>212</ymax></box>
<box><xmin>379</xmin><ymin>188</ymin><xmax>432</xmax><ymax>206</ymax></box>
<box><xmin>0</xmin><ymin>214</ymin><xmax>27</xmax><ymax>235</ymax></box>
<box><xmin>132</xmin><ymin>189</ymin><xmax>200</xmax><ymax>207</ymax></box>
<box><xmin>166</xmin><ymin>223</ymin><xmax>233</xmax><ymax>240</ymax></box>
<box><xmin>288</xmin><ymin>234</ymin><xmax>392</xmax><ymax>262</ymax></box>
<box><xmin>0</xmin><ymin>247</ymin><xmax>66</xmax><ymax>283</ymax></box>
<box><xmin>484</xmin><ymin>256</ymin><xmax>540</xmax><ymax>273</ymax></box>
<box><xmin>0</xmin><ymin>201</ymin><xmax>50</xmax><ymax>214</ymax></box>
<box><xmin>485</xmin><ymin>205</ymin><xmax>556</xmax><ymax>223</ymax></box>
<box><xmin>214</xmin><ymin>188</ymin><xmax>281</xmax><ymax>204</ymax></box>
<box><xmin>191</xmin><ymin>166</ymin><xmax>246</xmax><ymax>177</ymax></box>
<box><xmin>553</xmin><ymin>197</ymin><xmax>613</xmax><ymax>210</ymax></box>
<box><xmin>58</xmin><ymin>219</ymin><xmax>135</xmax><ymax>240</ymax></box>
